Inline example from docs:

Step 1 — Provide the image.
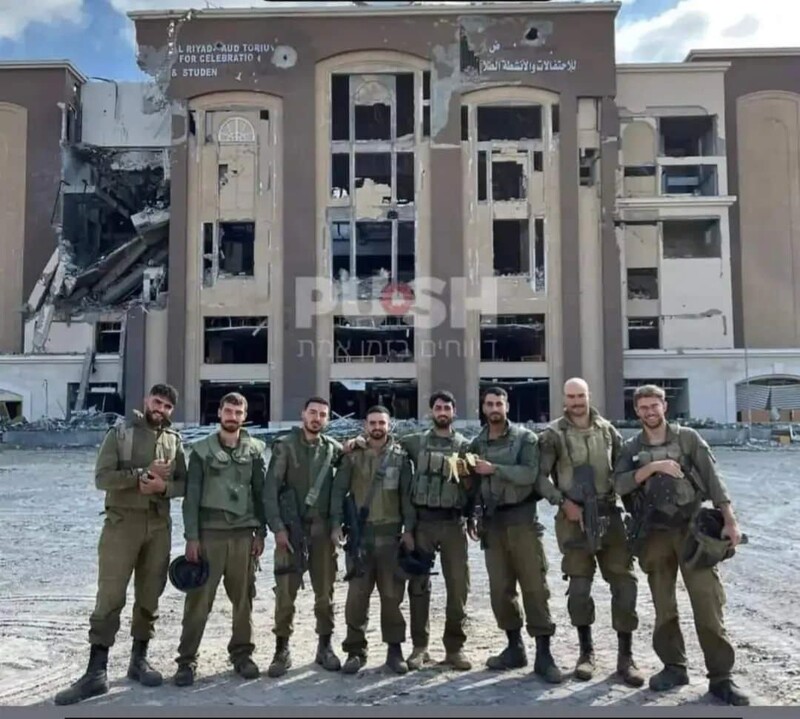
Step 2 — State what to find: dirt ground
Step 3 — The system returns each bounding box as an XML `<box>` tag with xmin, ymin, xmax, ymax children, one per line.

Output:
<box><xmin>0</xmin><ymin>445</ymin><xmax>798</xmax><ymax>708</ymax></box>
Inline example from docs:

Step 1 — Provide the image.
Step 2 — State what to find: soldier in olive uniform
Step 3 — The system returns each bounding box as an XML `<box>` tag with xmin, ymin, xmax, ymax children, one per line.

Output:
<box><xmin>330</xmin><ymin>405</ymin><xmax>415</xmax><ymax>674</ymax></box>
<box><xmin>613</xmin><ymin>384</ymin><xmax>749</xmax><ymax>706</ymax></box>
<box><xmin>402</xmin><ymin>391</ymin><xmax>475</xmax><ymax>671</ymax></box>
<box><xmin>537</xmin><ymin>378</ymin><xmax>643</xmax><ymax>686</ymax></box>
<box><xmin>264</xmin><ymin>396</ymin><xmax>344</xmax><ymax>677</ymax></box>
<box><xmin>468</xmin><ymin>387</ymin><xmax>563</xmax><ymax>684</ymax></box>
<box><xmin>55</xmin><ymin>384</ymin><xmax>187</xmax><ymax>706</ymax></box>
<box><xmin>174</xmin><ymin>392</ymin><xmax>267</xmax><ymax>685</ymax></box>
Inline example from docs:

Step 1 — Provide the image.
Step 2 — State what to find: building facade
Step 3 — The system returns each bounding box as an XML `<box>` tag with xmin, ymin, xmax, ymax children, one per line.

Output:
<box><xmin>2</xmin><ymin>4</ymin><xmax>800</xmax><ymax>426</ymax></box>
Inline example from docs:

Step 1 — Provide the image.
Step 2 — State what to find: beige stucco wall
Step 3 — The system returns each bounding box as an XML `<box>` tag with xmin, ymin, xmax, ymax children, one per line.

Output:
<box><xmin>184</xmin><ymin>91</ymin><xmax>283</xmax><ymax>421</ymax></box>
<box><xmin>0</xmin><ymin>103</ymin><xmax>27</xmax><ymax>353</ymax></box>
<box><xmin>738</xmin><ymin>90</ymin><xmax>800</xmax><ymax>348</ymax></box>
<box><xmin>144</xmin><ymin>307</ymin><xmax>168</xmax><ymax>393</ymax></box>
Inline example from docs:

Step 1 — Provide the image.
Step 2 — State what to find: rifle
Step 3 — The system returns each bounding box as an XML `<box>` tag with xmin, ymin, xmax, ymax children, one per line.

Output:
<box><xmin>342</xmin><ymin>491</ymin><xmax>368</xmax><ymax>581</ymax></box>
<box><xmin>563</xmin><ymin>465</ymin><xmax>609</xmax><ymax>555</ymax></box>
<box><xmin>274</xmin><ymin>484</ymin><xmax>309</xmax><ymax>589</ymax></box>
<box><xmin>623</xmin><ymin>473</ymin><xmax>679</xmax><ymax>557</ymax></box>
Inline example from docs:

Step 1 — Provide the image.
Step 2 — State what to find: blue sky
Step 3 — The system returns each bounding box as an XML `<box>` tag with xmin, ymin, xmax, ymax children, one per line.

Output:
<box><xmin>0</xmin><ymin>0</ymin><xmax>793</xmax><ymax>81</ymax></box>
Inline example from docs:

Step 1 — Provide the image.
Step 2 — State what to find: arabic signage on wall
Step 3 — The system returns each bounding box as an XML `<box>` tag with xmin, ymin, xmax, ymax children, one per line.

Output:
<box><xmin>173</xmin><ymin>42</ymin><xmax>293</xmax><ymax>77</ymax></box>
<box><xmin>480</xmin><ymin>58</ymin><xmax>578</xmax><ymax>74</ymax></box>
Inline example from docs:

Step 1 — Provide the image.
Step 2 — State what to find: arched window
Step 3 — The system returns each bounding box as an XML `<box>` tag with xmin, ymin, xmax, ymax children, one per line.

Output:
<box><xmin>218</xmin><ymin>116</ymin><xmax>256</xmax><ymax>144</ymax></box>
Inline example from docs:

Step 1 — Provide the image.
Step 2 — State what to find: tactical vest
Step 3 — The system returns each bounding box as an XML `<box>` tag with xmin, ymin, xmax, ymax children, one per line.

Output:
<box><xmin>277</xmin><ymin>429</ymin><xmax>338</xmax><ymax>516</ymax></box>
<box><xmin>351</xmin><ymin>441</ymin><xmax>407</xmax><ymax>524</ymax></box>
<box><xmin>629</xmin><ymin>425</ymin><xmax>701</xmax><ymax>526</ymax></box>
<box><xmin>550</xmin><ymin>418</ymin><xmax>615</xmax><ymax>496</ymax></box>
<box><xmin>411</xmin><ymin>430</ymin><xmax>466</xmax><ymax>509</ymax></box>
<box><xmin>473</xmin><ymin>424</ymin><xmax>533</xmax><ymax>508</ymax></box>
<box><xmin>193</xmin><ymin>432</ymin><xmax>266</xmax><ymax>518</ymax></box>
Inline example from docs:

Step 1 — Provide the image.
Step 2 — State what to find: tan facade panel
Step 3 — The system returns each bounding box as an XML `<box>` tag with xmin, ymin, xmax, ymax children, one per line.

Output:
<box><xmin>738</xmin><ymin>91</ymin><xmax>800</xmax><ymax>348</ymax></box>
<box><xmin>0</xmin><ymin>103</ymin><xmax>27</xmax><ymax>353</ymax></box>
<box><xmin>624</xmin><ymin>222</ymin><xmax>658</xmax><ymax>268</ymax></box>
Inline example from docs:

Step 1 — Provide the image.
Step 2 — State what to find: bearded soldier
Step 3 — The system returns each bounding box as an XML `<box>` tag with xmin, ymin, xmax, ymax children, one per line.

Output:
<box><xmin>537</xmin><ymin>378</ymin><xmax>643</xmax><ymax>686</ymax></box>
<box><xmin>55</xmin><ymin>384</ymin><xmax>187</xmax><ymax>706</ymax></box>
<box><xmin>613</xmin><ymin>384</ymin><xmax>749</xmax><ymax>706</ymax></box>
<box><xmin>173</xmin><ymin>392</ymin><xmax>267</xmax><ymax>685</ymax></box>
<box><xmin>468</xmin><ymin>386</ymin><xmax>563</xmax><ymax>684</ymax></box>
<box><xmin>263</xmin><ymin>396</ymin><xmax>343</xmax><ymax>677</ymax></box>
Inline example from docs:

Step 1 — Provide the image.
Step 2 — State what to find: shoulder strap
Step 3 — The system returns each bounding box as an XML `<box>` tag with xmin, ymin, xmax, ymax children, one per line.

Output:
<box><xmin>360</xmin><ymin>445</ymin><xmax>397</xmax><ymax>513</ymax></box>
<box><xmin>304</xmin><ymin>438</ymin><xmax>336</xmax><ymax>508</ymax></box>
<box><xmin>115</xmin><ymin>420</ymin><xmax>134</xmax><ymax>465</ymax></box>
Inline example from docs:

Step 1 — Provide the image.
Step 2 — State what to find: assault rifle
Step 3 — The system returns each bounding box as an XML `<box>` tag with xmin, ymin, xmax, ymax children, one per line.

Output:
<box><xmin>274</xmin><ymin>484</ymin><xmax>309</xmax><ymax>588</ymax></box>
<box><xmin>563</xmin><ymin>465</ymin><xmax>609</xmax><ymax>555</ymax></box>
<box><xmin>342</xmin><ymin>492</ymin><xmax>368</xmax><ymax>581</ymax></box>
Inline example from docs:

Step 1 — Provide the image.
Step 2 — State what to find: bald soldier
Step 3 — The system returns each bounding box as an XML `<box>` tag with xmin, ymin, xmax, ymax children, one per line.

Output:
<box><xmin>537</xmin><ymin>378</ymin><xmax>643</xmax><ymax>686</ymax></box>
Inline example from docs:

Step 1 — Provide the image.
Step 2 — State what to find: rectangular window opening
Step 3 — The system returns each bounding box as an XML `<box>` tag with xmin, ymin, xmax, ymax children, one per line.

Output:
<box><xmin>493</xmin><ymin>219</ymin><xmax>530</xmax><ymax>276</ymax></box>
<box><xmin>480</xmin><ymin>313</ymin><xmax>545</xmax><ymax>361</ymax></box>
<box><xmin>461</xmin><ymin>106</ymin><xmax>469</xmax><ymax>142</ymax></box>
<box><xmin>396</xmin><ymin>153</ymin><xmax>415</xmax><ymax>204</ymax></box>
<box><xmin>203</xmin><ymin>222</ymin><xmax>214</xmax><ymax>282</ymax></box>
<box><xmin>534</xmin><ymin>218</ymin><xmax>545</xmax><ymax>292</ymax></box>
<box><xmin>204</xmin><ymin>316</ymin><xmax>268</xmax><ymax>364</ymax></box>
<box><xmin>397</xmin><ymin>221</ymin><xmax>415</xmax><ymax>283</ymax></box>
<box><xmin>331</xmin><ymin>153</ymin><xmax>350</xmax><ymax>199</ymax></box>
<box><xmin>422</xmin><ymin>71</ymin><xmax>431</xmax><ymax>101</ymax></box>
<box><xmin>334</xmin><ymin>315</ymin><xmax>415</xmax><ymax>364</ymax></box>
<box><xmin>355</xmin><ymin>153</ymin><xmax>392</xmax><ymax>196</ymax></box>
<box><xmin>627</xmin><ymin>268</ymin><xmax>659</xmax><ymax>300</ymax></box>
<box><xmin>478</xmin><ymin>151</ymin><xmax>487</xmax><ymax>201</ymax></box>
<box><xmin>661</xmin><ymin>165</ymin><xmax>718</xmax><ymax>196</ymax></box>
<box><xmin>331</xmin><ymin>74</ymin><xmax>350</xmax><ymax>141</ymax></box>
<box><xmin>660</xmin><ymin>116</ymin><xmax>715</xmax><ymax>157</ymax></box>
<box><xmin>355</xmin><ymin>221</ymin><xmax>392</xmax><ymax>281</ymax></box>
<box><xmin>219</xmin><ymin>221</ymin><xmax>255</xmax><ymax>277</ymax></box>
<box><xmin>492</xmin><ymin>158</ymin><xmax>526</xmax><ymax>201</ymax></box>
<box><xmin>628</xmin><ymin>317</ymin><xmax>660</xmax><ymax>350</ymax></box>
<box><xmin>355</xmin><ymin>103</ymin><xmax>391</xmax><ymax>141</ymax></box>
<box><xmin>579</xmin><ymin>148</ymin><xmax>598</xmax><ymax>187</ymax></box>
<box><xmin>533</xmin><ymin>151</ymin><xmax>543</xmax><ymax>172</ymax></box>
<box><xmin>478</xmin><ymin>105</ymin><xmax>542</xmax><ymax>141</ymax></box>
<box><xmin>95</xmin><ymin>322</ymin><xmax>122</xmax><ymax>354</ymax></box>
<box><xmin>662</xmin><ymin>219</ymin><xmax>721</xmax><ymax>258</ymax></box>
<box><xmin>551</xmin><ymin>104</ymin><xmax>560</xmax><ymax>135</ymax></box>
<box><xmin>396</xmin><ymin>73</ymin><xmax>415</xmax><ymax>138</ymax></box>
<box><xmin>331</xmin><ymin>221</ymin><xmax>351</xmax><ymax>281</ymax></box>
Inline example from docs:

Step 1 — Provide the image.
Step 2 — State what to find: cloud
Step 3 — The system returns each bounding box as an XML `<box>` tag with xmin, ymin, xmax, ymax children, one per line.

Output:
<box><xmin>617</xmin><ymin>0</ymin><xmax>800</xmax><ymax>63</ymax></box>
<box><xmin>0</xmin><ymin>0</ymin><xmax>84</xmax><ymax>40</ymax></box>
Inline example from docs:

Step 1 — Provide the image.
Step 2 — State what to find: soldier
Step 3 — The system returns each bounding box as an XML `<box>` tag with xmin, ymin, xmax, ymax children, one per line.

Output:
<box><xmin>173</xmin><ymin>392</ymin><xmax>267</xmax><ymax>685</ymax></box>
<box><xmin>264</xmin><ymin>396</ymin><xmax>343</xmax><ymax>677</ymax></box>
<box><xmin>537</xmin><ymin>378</ymin><xmax>643</xmax><ymax>686</ymax></box>
<box><xmin>613</xmin><ymin>384</ymin><xmax>749</xmax><ymax>706</ymax></box>
<box><xmin>330</xmin><ymin>405</ymin><xmax>415</xmax><ymax>674</ymax></box>
<box><xmin>468</xmin><ymin>387</ymin><xmax>563</xmax><ymax>683</ymax></box>
<box><xmin>401</xmin><ymin>391</ymin><xmax>475</xmax><ymax>671</ymax></box>
<box><xmin>54</xmin><ymin>384</ymin><xmax>187</xmax><ymax>706</ymax></box>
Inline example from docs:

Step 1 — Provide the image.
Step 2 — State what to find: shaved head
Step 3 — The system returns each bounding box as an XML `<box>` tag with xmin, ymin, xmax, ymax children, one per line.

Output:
<box><xmin>563</xmin><ymin>377</ymin><xmax>590</xmax><ymax>420</ymax></box>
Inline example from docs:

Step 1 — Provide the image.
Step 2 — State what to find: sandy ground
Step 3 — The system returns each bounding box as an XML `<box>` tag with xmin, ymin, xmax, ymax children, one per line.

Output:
<box><xmin>0</xmin><ymin>445</ymin><xmax>798</xmax><ymax>708</ymax></box>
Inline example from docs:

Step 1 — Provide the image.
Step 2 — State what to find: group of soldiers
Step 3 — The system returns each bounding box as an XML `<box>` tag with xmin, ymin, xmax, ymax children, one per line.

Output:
<box><xmin>53</xmin><ymin>378</ymin><xmax>750</xmax><ymax>707</ymax></box>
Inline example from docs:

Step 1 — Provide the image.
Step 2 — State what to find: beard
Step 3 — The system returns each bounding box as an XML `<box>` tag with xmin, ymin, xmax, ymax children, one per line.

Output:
<box><xmin>145</xmin><ymin>409</ymin><xmax>164</xmax><ymax>427</ymax></box>
<box><xmin>221</xmin><ymin>420</ymin><xmax>242</xmax><ymax>432</ymax></box>
<box><xmin>433</xmin><ymin>415</ymin><xmax>452</xmax><ymax>428</ymax></box>
<box><xmin>304</xmin><ymin>420</ymin><xmax>322</xmax><ymax>435</ymax></box>
<box><xmin>369</xmin><ymin>428</ymin><xmax>387</xmax><ymax>440</ymax></box>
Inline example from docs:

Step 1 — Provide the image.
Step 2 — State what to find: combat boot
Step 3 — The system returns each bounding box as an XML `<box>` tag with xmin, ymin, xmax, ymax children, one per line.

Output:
<box><xmin>54</xmin><ymin>644</ymin><xmax>109</xmax><ymax>705</ymax></box>
<box><xmin>315</xmin><ymin>634</ymin><xmax>342</xmax><ymax>672</ymax></box>
<box><xmin>234</xmin><ymin>656</ymin><xmax>260</xmax><ymax>680</ymax></box>
<box><xmin>267</xmin><ymin>636</ymin><xmax>292</xmax><ymax>678</ymax></box>
<box><xmin>574</xmin><ymin>625</ymin><xmax>595</xmax><ymax>681</ymax></box>
<box><xmin>173</xmin><ymin>663</ymin><xmax>195</xmax><ymax>687</ymax></box>
<box><xmin>127</xmin><ymin>639</ymin><xmax>163</xmax><ymax>686</ymax></box>
<box><xmin>386</xmin><ymin>644</ymin><xmax>408</xmax><ymax>674</ymax></box>
<box><xmin>407</xmin><ymin>646</ymin><xmax>431</xmax><ymax>671</ymax></box>
<box><xmin>486</xmin><ymin>629</ymin><xmax>527</xmax><ymax>670</ymax></box>
<box><xmin>709</xmin><ymin>679</ymin><xmax>750</xmax><ymax>706</ymax></box>
<box><xmin>649</xmin><ymin>664</ymin><xmax>689</xmax><ymax>691</ymax></box>
<box><xmin>342</xmin><ymin>652</ymin><xmax>366</xmax><ymax>674</ymax></box>
<box><xmin>616</xmin><ymin>632</ymin><xmax>644</xmax><ymax>687</ymax></box>
<box><xmin>533</xmin><ymin>635</ymin><xmax>564</xmax><ymax>684</ymax></box>
<box><xmin>444</xmin><ymin>650</ymin><xmax>473</xmax><ymax>671</ymax></box>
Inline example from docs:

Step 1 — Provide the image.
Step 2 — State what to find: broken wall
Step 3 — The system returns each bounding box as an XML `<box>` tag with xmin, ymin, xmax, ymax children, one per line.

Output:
<box><xmin>132</xmin><ymin>3</ymin><xmax>621</xmax><ymax>421</ymax></box>
<box><xmin>81</xmin><ymin>81</ymin><xmax>171</xmax><ymax>148</ymax></box>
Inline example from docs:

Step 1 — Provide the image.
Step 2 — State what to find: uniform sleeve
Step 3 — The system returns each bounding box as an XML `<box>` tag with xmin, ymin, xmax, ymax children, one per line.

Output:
<box><xmin>400</xmin><ymin>454</ymin><xmax>416</xmax><ymax>533</ymax></box>
<box><xmin>609</xmin><ymin>425</ymin><xmax>624</xmax><ymax>469</ymax></box>
<box><xmin>94</xmin><ymin>429</ymin><xmax>141</xmax><ymax>491</ymax></box>
<box><xmin>252</xmin><ymin>450</ymin><xmax>268</xmax><ymax>538</ymax></box>
<box><xmin>686</xmin><ymin>429</ymin><xmax>731</xmax><ymax>507</ymax></box>
<box><xmin>327</xmin><ymin>436</ymin><xmax>345</xmax><ymax>468</ymax></box>
<box><xmin>182</xmin><ymin>451</ymin><xmax>204</xmax><ymax>541</ymax></box>
<box><xmin>612</xmin><ymin>438</ymin><xmax>640</xmax><ymax>497</ymax></box>
<box><xmin>535</xmin><ymin>429</ymin><xmax>564</xmax><ymax>505</ymax></box>
<box><xmin>491</xmin><ymin>431</ymin><xmax>539</xmax><ymax>486</ymax></box>
<box><xmin>164</xmin><ymin>439</ymin><xmax>187</xmax><ymax>499</ymax></box>
<box><xmin>264</xmin><ymin>441</ymin><xmax>288</xmax><ymax>534</ymax></box>
<box><xmin>329</xmin><ymin>453</ymin><xmax>353</xmax><ymax>527</ymax></box>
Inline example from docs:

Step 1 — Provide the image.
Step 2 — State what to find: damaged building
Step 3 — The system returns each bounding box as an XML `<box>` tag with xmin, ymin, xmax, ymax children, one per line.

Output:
<box><xmin>4</xmin><ymin>6</ymin><xmax>800</xmax><ymax>425</ymax></box>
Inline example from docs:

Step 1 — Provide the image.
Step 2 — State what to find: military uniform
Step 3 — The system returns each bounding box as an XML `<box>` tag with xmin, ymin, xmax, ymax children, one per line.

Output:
<box><xmin>537</xmin><ymin>409</ymin><xmax>642</xmax><ymax>685</ymax></box>
<box><xmin>469</xmin><ymin>421</ymin><xmax>562</xmax><ymax>682</ymax></box>
<box><xmin>175</xmin><ymin>430</ymin><xmax>267</xmax><ymax>681</ymax></box>
<box><xmin>55</xmin><ymin>410</ymin><xmax>187</xmax><ymax>705</ymax></box>
<box><xmin>330</xmin><ymin>436</ymin><xmax>414</xmax><ymax>673</ymax></box>
<box><xmin>264</xmin><ymin>427</ymin><xmax>343</xmax><ymax>675</ymax></box>
<box><xmin>401</xmin><ymin>429</ymin><xmax>472</xmax><ymax>669</ymax></box>
<box><xmin>613</xmin><ymin>423</ymin><xmax>744</xmax><ymax>700</ymax></box>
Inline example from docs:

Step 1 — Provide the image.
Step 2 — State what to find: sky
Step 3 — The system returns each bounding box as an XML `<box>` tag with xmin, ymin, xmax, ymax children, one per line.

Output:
<box><xmin>0</xmin><ymin>0</ymin><xmax>796</xmax><ymax>81</ymax></box>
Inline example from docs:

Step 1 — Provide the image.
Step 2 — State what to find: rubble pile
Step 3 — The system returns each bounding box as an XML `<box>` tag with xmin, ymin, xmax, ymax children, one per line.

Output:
<box><xmin>0</xmin><ymin>408</ymin><xmax>121</xmax><ymax>433</ymax></box>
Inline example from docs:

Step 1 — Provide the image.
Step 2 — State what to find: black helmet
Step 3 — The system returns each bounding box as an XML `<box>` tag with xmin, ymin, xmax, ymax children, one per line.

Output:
<box><xmin>397</xmin><ymin>545</ymin><xmax>437</xmax><ymax>577</ymax></box>
<box><xmin>168</xmin><ymin>555</ymin><xmax>210</xmax><ymax>592</ymax></box>
<box><xmin>682</xmin><ymin>508</ymin><xmax>741</xmax><ymax>570</ymax></box>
